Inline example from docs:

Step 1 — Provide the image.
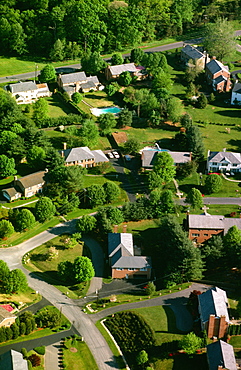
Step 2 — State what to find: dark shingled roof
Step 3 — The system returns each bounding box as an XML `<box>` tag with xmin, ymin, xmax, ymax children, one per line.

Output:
<box><xmin>198</xmin><ymin>287</ymin><xmax>229</xmax><ymax>324</ymax></box>
<box><xmin>232</xmin><ymin>82</ymin><xmax>241</xmax><ymax>93</ymax></box>
<box><xmin>61</xmin><ymin>72</ymin><xmax>87</xmax><ymax>84</ymax></box>
<box><xmin>0</xmin><ymin>349</ymin><xmax>28</xmax><ymax>370</ymax></box>
<box><xmin>112</xmin><ymin>256</ymin><xmax>151</xmax><ymax>269</ymax></box>
<box><xmin>206</xmin><ymin>59</ymin><xmax>228</xmax><ymax>75</ymax></box>
<box><xmin>17</xmin><ymin>171</ymin><xmax>46</xmax><ymax>188</ymax></box>
<box><xmin>181</xmin><ymin>45</ymin><xmax>204</xmax><ymax>60</ymax></box>
<box><xmin>207</xmin><ymin>340</ymin><xmax>237</xmax><ymax>370</ymax></box>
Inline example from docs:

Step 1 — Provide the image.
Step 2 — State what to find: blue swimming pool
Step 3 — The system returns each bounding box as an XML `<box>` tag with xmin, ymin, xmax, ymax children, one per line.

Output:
<box><xmin>91</xmin><ymin>106</ymin><xmax>121</xmax><ymax>116</ymax></box>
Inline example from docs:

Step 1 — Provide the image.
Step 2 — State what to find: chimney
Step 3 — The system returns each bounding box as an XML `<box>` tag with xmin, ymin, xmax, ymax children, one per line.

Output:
<box><xmin>113</xmin><ymin>225</ymin><xmax>118</xmax><ymax>233</ymax></box>
<box><xmin>61</xmin><ymin>150</ymin><xmax>64</xmax><ymax>158</ymax></box>
<box><xmin>123</xmin><ymin>224</ymin><xmax>127</xmax><ymax>233</ymax></box>
<box><xmin>223</xmin><ymin>148</ymin><xmax>226</xmax><ymax>152</ymax></box>
<box><xmin>75</xmin><ymin>82</ymin><xmax>80</xmax><ymax>92</ymax></box>
<box><xmin>13</xmin><ymin>175</ymin><xmax>18</xmax><ymax>185</ymax></box>
<box><xmin>63</xmin><ymin>142</ymin><xmax>67</xmax><ymax>150</ymax></box>
<box><xmin>212</xmin><ymin>56</ymin><xmax>216</xmax><ymax>60</ymax></box>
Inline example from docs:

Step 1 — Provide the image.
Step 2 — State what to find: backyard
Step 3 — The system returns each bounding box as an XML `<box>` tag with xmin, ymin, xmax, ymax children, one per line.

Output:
<box><xmin>63</xmin><ymin>336</ymin><xmax>98</xmax><ymax>370</ymax></box>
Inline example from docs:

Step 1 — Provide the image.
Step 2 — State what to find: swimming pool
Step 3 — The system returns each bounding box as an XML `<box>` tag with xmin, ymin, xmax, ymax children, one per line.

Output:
<box><xmin>91</xmin><ymin>106</ymin><xmax>122</xmax><ymax>116</ymax></box>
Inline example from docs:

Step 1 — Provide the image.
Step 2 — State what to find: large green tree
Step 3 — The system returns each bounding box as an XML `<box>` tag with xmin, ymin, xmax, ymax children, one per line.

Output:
<box><xmin>76</xmin><ymin>215</ymin><xmax>97</xmax><ymax>234</ymax></box>
<box><xmin>32</xmin><ymin>98</ymin><xmax>49</xmax><ymax>127</ymax></box>
<box><xmin>186</xmin><ymin>125</ymin><xmax>205</xmax><ymax>162</ymax></box>
<box><xmin>81</xmin><ymin>119</ymin><xmax>99</xmax><ymax>147</ymax></box>
<box><xmin>205</xmin><ymin>174</ymin><xmax>222</xmax><ymax>194</ymax></box>
<box><xmin>179</xmin><ymin>332</ymin><xmax>202</xmax><ymax>355</ymax></box>
<box><xmin>223</xmin><ymin>225</ymin><xmax>241</xmax><ymax>267</ymax></box>
<box><xmin>103</xmin><ymin>182</ymin><xmax>120</xmax><ymax>203</ymax></box>
<box><xmin>185</xmin><ymin>188</ymin><xmax>203</xmax><ymax>209</ymax></box>
<box><xmin>98</xmin><ymin>113</ymin><xmax>116</xmax><ymax>136</ymax></box>
<box><xmin>15</xmin><ymin>209</ymin><xmax>36</xmax><ymax>232</ymax></box>
<box><xmin>4</xmin><ymin>269</ymin><xmax>28</xmax><ymax>294</ymax></box>
<box><xmin>39</xmin><ymin>65</ymin><xmax>56</xmax><ymax>83</ymax></box>
<box><xmin>0</xmin><ymin>220</ymin><xmax>14</xmax><ymax>239</ymax></box>
<box><xmin>153</xmin><ymin>152</ymin><xmax>176</xmax><ymax>184</ymax></box>
<box><xmin>73</xmin><ymin>256</ymin><xmax>95</xmax><ymax>282</ymax></box>
<box><xmin>35</xmin><ymin>197</ymin><xmax>56</xmax><ymax>222</ymax></box>
<box><xmin>0</xmin><ymin>154</ymin><xmax>16</xmax><ymax>178</ymax></box>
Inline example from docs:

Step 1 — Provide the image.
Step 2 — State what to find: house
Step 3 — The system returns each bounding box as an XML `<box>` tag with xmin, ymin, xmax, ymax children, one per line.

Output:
<box><xmin>5</xmin><ymin>81</ymin><xmax>51</xmax><ymax>104</ymax></box>
<box><xmin>108</xmin><ymin>232</ymin><xmax>151</xmax><ymax>279</ymax></box>
<box><xmin>0</xmin><ymin>306</ymin><xmax>17</xmax><ymax>327</ymax></box>
<box><xmin>141</xmin><ymin>146</ymin><xmax>192</xmax><ymax>169</ymax></box>
<box><xmin>207</xmin><ymin>150</ymin><xmax>241</xmax><ymax>174</ymax></box>
<box><xmin>57</xmin><ymin>72</ymin><xmax>102</xmax><ymax>95</ymax></box>
<box><xmin>231</xmin><ymin>81</ymin><xmax>241</xmax><ymax>105</ymax></box>
<box><xmin>2</xmin><ymin>171</ymin><xmax>46</xmax><ymax>202</ymax></box>
<box><xmin>207</xmin><ymin>340</ymin><xmax>238</xmax><ymax>370</ymax></box>
<box><xmin>198</xmin><ymin>287</ymin><xmax>230</xmax><ymax>338</ymax></box>
<box><xmin>186</xmin><ymin>211</ymin><xmax>241</xmax><ymax>244</ymax></box>
<box><xmin>181</xmin><ymin>44</ymin><xmax>210</xmax><ymax>69</ymax></box>
<box><xmin>105</xmin><ymin>63</ymin><xmax>146</xmax><ymax>81</ymax></box>
<box><xmin>205</xmin><ymin>58</ymin><xmax>232</xmax><ymax>92</ymax></box>
<box><xmin>0</xmin><ymin>350</ymin><xmax>28</xmax><ymax>370</ymax></box>
<box><xmin>60</xmin><ymin>144</ymin><xmax>109</xmax><ymax>168</ymax></box>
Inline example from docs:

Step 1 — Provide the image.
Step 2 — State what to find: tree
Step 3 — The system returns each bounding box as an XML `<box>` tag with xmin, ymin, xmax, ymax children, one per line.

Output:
<box><xmin>136</xmin><ymin>350</ymin><xmax>148</xmax><ymax>366</ymax></box>
<box><xmin>153</xmin><ymin>152</ymin><xmax>176</xmax><ymax>184</ymax></box>
<box><xmin>58</xmin><ymin>260</ymin><xmax>73</xmax><ymax>282</ymax></box>
<box><xmin>148</xmin><ymin>171</ymin><xmax>162</xmax><ymax>191</ymax></box>
<box><xmin>117</xmin><ymin>108</ymin><xmax>132</xmax><ymax>128</ymax></box>
<box><xmin>50</xmin><ymin>39</ymin><xmax>65</xmax><ymax>61</ymax></box>
<box><xmin>144</xmin><ymin>281</ymin><xmax>156</xmax><ymax>296</ymax></box>
<box><xmin>0</xmin><ymin>220</ymin><xmax>14</xmax><ymax>239</ymax></box>
<box><xmin>98</xmin><ymin>113</ymin><xmax>116</xmax><ymax>136</ymax></box>
<box><xmin>35</xmin><ymin>197</ymin><xmax>56</xmax><ymax>222</ymax></box>
<box><xmin>26</xmin><ymin>146</ymin><xmax>46</xmax><ymax>168</ymax></box>
<box><xmin>103</xmin><ymin>182</ymin><xmax>120</xmax><ymax>203</ymax></box>
<box><xmin>15</xmin><ymin>209</ymin><xmax>35</xmax><ymax>232</ymax></box>
<box><xmin>76</xmin><ymin>215</ymin><xmax>96</xmax><ymax>234</ymax></box>
<box><xmin>123</xmin><ymin>138</ymin><xmax>140</xmax><ymax>155</ymax></box>
<box><xmin>4</xmin><ymin>269</ymin><xmax>28</xmax><ymax>294</ymax></box>
<box><xmin>32</xmin><ymin>98</ymin><xmax>49</xmax><ymax>127</ymax></box>
<box><xmin>81</xmin><ymin>119</ymin><xmax>99</xmax><ymax>147</ymax></box>
<box><xmin>72</xmin><ymin>92</ymin><xmax>83</xmax><ymax>104</ymax></box>
<box><xmin>105</xmin><ymin>82</ymin><xmax>120</xmax><ymax>97</ymax></box>
<box><xmin>204</xmin><ymin>18</ymin><xmax>236</xmax><ymax>61</ymax></box>
<box><xmin>205</xmin><ymin>174</ymin><xmax>222</xmax><ymax>194</ymax></box>
<box><xmin>202</xmin><ymin>235</ymin><xmax>224</xmax><ymax>269</ymax></box>
<box><xmin>39</xmin><ymin>65</ymin><xmax>56</xmax><ymax>83</ymax></box>
<box><xmin>223</xmin><ymin>225</ymin><xmax>241</xmax><ymax>267</ymax></box>
<box><xmin>111</xmin><ymin>52</ymin><xmax>124</xmax><ymax>65</ymax></box>
<box><xmin>166</xmin><ymin>97</ymin><xmax>183</xmax><ymax>123</ymax></box>
<box><xmin>81</xmin><ymin>51</ymin><xmax>107</xmax><ymax>75</ymax></box>
<box><xmin>0</xmin><ymin>260</ymin><xmax>10</xmax><ymax>282</ymax></box>
<box><xmin>130</xmin><ymin>48</ymin><xmax>145</xmax><ymax>64</ymax></box>
<box><xmin>73</xmin><ymin>256</ymin><xmax>95</xmax><ymax>282</ymax></box>
<box><xmin>160</xmin><ymin>190</ymin><xmax>175</xmax><ymax>214</ymax></box>
<box><xmin>86</xmin><ymin>184</ymin><xmax>106</xmax><ymax>207</ymax></box>
<box><xmin>123</xmin><ymin>87</ymin><xmax>146</xmax><ymax>117</ymax></box>
<box><xmin>186</xmin><ymin>125</ymin><xmax>205</xmax><ymax>162</ymax></box>
<box><xmin>185</xmin><ymin>188</ymin><xmax>203</xmax><ymax>209</ymax></box>
<box><xmin>105</xmin><ymin>206</ymin><xmax>124</xmax><ymax>225</ymax></box>
<box><xmin>197</xmin><ymin>93</ymin><xmax>207</xmax><ymax>109</ymax></box>
<box><xmin>152</xmin><ymin>68</ymin><xmax>173</xmax><ymax>91</ymax></box>
<box><xmin>0</xmin><ymin>154</ymin><xmax>16</xmax><ymax>178</ymax></box>
<box><xmin>179</xmin><ymin>332</ymin><xmax>202</xmax><ymax>355</ymax></box>
<box><xmin>118</xmin><ymin>71</ymin><xmax>132</xmax><ymax>86</ymax></box>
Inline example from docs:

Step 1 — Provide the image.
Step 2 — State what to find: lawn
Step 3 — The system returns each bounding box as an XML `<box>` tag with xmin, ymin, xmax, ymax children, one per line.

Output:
<box><xmin>83</xmin><ymin>91</ymin><xmax>114</xmax><ymax>108</ymax></box>
<box><xmin>46</xmin><ymin>95</ymin><xmax>73</xmax><ymax>117</ymax></box>
<box><xmin>27</xmin><ymin>349</ymin><xmax>44</xmax><ymax>370</ymax></box>
<box><xmin>0</xmin><ymin>287</ymin><xmax>40</xmax><ymax>308</ymax></box>
<box><xmin>63</xmin><ymin>337</ymin><xmax>98</xmax><ymax>370</ymax></box>
<box><xmin>24</xmin><ymin>234</ymin><xmax>91</xmax><ymax>299</ymax></box>
<box><xmin>229</xmin><ymin>335</ymin><xmax>241</xmax><ymax>347</ymax></box>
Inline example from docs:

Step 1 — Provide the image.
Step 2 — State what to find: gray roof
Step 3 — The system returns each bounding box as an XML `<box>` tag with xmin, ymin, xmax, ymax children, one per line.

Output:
<box><xmin>208</xmin><ymin>151</ymin><xmax>241</xmax><ymax>164</ymax></box>
<box><xmin>2</xmin><ymin>187</ymin><xmax>21</xmax><ymax>198</ymax></box>
<box><xmin>109</xmin><ymin>63</ymin><xmax>138</xmax><ymax>76</ymax></box>
<box><xmin>0</xmin><ymin>306</ymin><xmax>16</xmax><ymax>322</ymax></box>
<box><xmin>181</xmin><ymin>45</ymin><xmax>204</xmax><ymax>60</ymax></box>
<box><xmin>63</xmin><ymin>85</ymin><xmax>75</xmax><ymax>94</ymax></box>
<box><xmin>17</xmin><ymin>171</ymin><xmax>46</xmax><ymax>188</ymax></box>
<box><xmin>207</xmin><ymin>340</ymin><xmax>237</xmax><ymax>370</ymax></box>
<box><xmin>232</xmin><ymin>82</ymin><xmax>241</xmax><ymax>93</ymax></box>
<box><xmin>0</xmin><ymin>350</ymin><xmax>28</xmax><ymax>370</ymax></box>
<box><xmin>206</xmin><ymin>59</ymin><xmax>229</xmax><ymax>75</ymax></box>
<box><xmin>81</xmin><ymin>80</ymin><xmax>96</xmax><ymax>90</ymax></box>
<box><xmin>198</xmin><ymin>287</ymin><xmax>229</xmax><ymax>324</ymax></box>
<box><xmin>188</xmin><ymin>213</ymin><xmax>241</xmax><ymax>234</ymax></box>
<box><xmin>142</xmin><ymin>149</ymin><xmax>191</xmax><ymax>168</ymax></box>
<box><xmin>9</xmin><ymin>81</ymin><xmax>37</xmax><ymax>93</ymax></box>
<box><xmin>214</xmin><ymin>75</ymin><xmax>227</xmax><ymax>85</ymax></box>
<box><xmin>108</xmin><ymin>233</ymin><xmax>133</xmax><ymax>257</ymax></box>
<box><xmin>92</xmin><ymin>150</ymin><xmax>109</xmax><ymax>163</ymax></box>
<box><xmin>86</xmin><ymin>76</ymin><xmax>99</xmax><ymax>84</ymax></box>
<box><xmin>112</xmin><ymin>256</ymin><xmax>151</xmax><ymax>269</ymax></box>
<box><xmin>61</xmin><ymin>72</ymin><xmax>87</xmax><ymax>84</ymax></box>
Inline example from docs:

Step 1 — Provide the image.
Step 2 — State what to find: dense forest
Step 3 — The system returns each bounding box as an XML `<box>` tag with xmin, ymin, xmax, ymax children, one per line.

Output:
<box><xmin>0</xmin><ymin>0</ymin><xmax>240</xmax><ymax>59</ymax></box>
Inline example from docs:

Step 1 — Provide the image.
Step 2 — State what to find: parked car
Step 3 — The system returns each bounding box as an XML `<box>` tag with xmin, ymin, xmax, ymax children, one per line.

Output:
<box><xmin>108</xmin><ymin>152</ymin><xmax>114</xmax><ymax>158</ymax></box>
<box><xmin>113</xmin><ymin>151</ymin><xmax>120</xmax><ymax>158</ymax></box>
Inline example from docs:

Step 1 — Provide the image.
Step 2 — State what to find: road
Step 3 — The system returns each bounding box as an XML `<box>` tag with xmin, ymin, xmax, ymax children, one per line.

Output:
<box><xmin>2</xmin><ymin>31</ymin><xmax>241</xmax><ymax>84</ymax></box>
<box><xmin>179</xmin><ymin>197</ymin><xmax>241</xmax><ymax>206</ymax></box>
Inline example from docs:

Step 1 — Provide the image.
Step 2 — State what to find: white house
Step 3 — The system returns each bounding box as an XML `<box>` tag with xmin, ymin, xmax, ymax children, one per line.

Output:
<box><xmin>207</xmin><ymin>150</ymin><xmax>241</xmax><ymax>173</ymax></box>
<box><xmin>231</xmin><ymin>81</ymin><xmax>241</xmax><ymax>105</ymax></box>
<box><xmin>6</xmin><ymin>81</ymin><xmax>51</xmax><ymax>104</ymax></box>
<box><xmin>57</xmin><ymin>72</ymin><xmax>102</xmax><ymax>95</ymax></box>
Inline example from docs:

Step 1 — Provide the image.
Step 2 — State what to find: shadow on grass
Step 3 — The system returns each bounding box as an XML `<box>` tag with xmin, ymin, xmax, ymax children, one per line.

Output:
<box><xmin>214</xmin><ymin>109</ymin><xmax>241</xmax><ymax>118</ymax></box>
<box><xmin>227</xmin><ymin>139</ymin><xmax>241</xmax><ymax>151</ymax></box>
<box><xmin>173</xmin><ymin>353</ymin><xmax>208</xmax><ymax>370</ymax></box>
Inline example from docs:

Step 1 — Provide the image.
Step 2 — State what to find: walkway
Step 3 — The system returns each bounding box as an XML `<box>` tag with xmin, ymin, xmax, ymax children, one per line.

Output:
<box><xmin>221</xmin><ymin>173</ymin><xmax>241</xmax><ymax>183</ymax></box>
<box><xmin>45</xmin><ymin>342</ymin><xmax>61</xmax><ymax>370</ymax></box>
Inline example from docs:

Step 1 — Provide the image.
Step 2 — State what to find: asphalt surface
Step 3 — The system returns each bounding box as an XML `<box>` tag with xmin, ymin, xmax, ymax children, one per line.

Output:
<box><xmin>180</xmin><ymin>197</ymin><xmax>241</xmax><ymax>206</ymax></box>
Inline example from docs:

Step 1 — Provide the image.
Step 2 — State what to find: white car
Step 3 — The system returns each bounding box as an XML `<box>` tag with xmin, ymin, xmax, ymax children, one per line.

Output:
<box><xmin>113</xmin><ymin>151</ymin><xmax>120</xmax><ymax>158</ymax></box>
<box><xmin>108</xmin><ymin>152</ymin><xmax>114</xmax><ymax>158</ymax></box>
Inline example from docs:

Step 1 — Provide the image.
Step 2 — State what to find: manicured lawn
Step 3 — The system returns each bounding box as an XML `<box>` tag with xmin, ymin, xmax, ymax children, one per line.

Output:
<box><xmin>46</xmin><ymin>95</ymin><xmax>73</xmax><ymax>117</ymax></box>
<box><xmin>229</xmin><ymin>335</ymin><xmax>241</xmax><ymax>347</ymax></box>
<box><xmin>83</xmin><ymin>91</ymin><xmax>114</xmax><ymax>108</ymax></box>
<box><xmin>27</xmin><ymin>349</ymin><xmax>44</xmax><ymax>370</ymax></box>
<box><xmin>0</xmin><ymin>287</ymin><xmax>40</xmax><ymax>308</ymax></box>
<box><xmin>24</xmin><ymin>234</ymin><xmax>90</xmax><ymax>299</ymax></box>
<box><xmin>63</xmin><ymin>337</ymin><xmax>98</xmax><ymax>370</ymax></box>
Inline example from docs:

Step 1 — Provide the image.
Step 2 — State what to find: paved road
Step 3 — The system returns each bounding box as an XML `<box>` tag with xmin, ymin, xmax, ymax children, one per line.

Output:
<box><xmin>2</xmin><ymin>31</ymin><xmax>241</xmax><ymax>84</ymax></box>
<box><xmin>179</xmin><ymin>197</ymin><xmax>241</xmax><ymax>206</ymax></box>
<box><xmin>90</xmin><ymin>283</ymin><xmax>209</xmax><ymax>332</ymax></box>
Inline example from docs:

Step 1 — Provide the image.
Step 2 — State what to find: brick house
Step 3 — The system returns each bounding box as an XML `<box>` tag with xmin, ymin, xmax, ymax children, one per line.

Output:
<box><xmin>141</xmin><ymin>146</ymin><xmax>192</xmax><ymax>169</ymax></box>
<box><xmin>5</xmin><ymin>81</ymin><xmax>51</xmax><ymax>104</ymax></box>
<box><xmin>207</xmin><ymin>340</ymin><xmax>238</xmax><ymax>370</ymax></box>
<box><xmin>0</xmin><ymin>306</ymin><xmax>16</xmax><ymax>328</ymax></box>
<box><xmin>198</xmin><ymin>287</ymin><xmax>230</xmax><ymax>338</ymax></box>
<box><xmin>108</xmin><ymin>232</ymin><xmax>151</xmax><ymax>279</ymax></box>
<box><xmin>105</xmin><ymin>63</ymin><xmax>146</xmax><ymax>81</ymax></box>
<box><xmin>181</xmin><ymin>44</ymin><xmax>210</xmax><ymax>69</ymax></box>
<box><xmin>57</xmin><ymin>71</ymin><xmax>102</xmax><ymax>95</ymax></box>
<box><xmin>0</xmin><ymin>350</ymin><xmax>28</xmax><ymax>370</ymax></box>
<box><xmin>60</xmin><ymin>144</ymin><xmax>109</xmax><ymax>168</ymax></box>
<box><xmin>207</xmin><ymin>150</ymin><xmax>241</xmax><ymax>174</ymax></box>
<box><xmin>205</xmin><ymin>58</ymin><xmax>232</xmax><ymax>92</ymax></box>
<box><xmin>2</xmin><ymin>171</ymin><xmax>47</xmax><ymax>202</ymax></box>
<box><xmin>186</xmin><ymin>212</ymin><xmax>241</xmax><ymax>244</ymax></box>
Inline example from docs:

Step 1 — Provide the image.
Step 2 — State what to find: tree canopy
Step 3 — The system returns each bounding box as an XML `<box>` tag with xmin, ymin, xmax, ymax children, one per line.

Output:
<box><xmin>153</xmin><ymin>152</ymin><xmax>176</xmax><ymax>184</ymax></box>
<box><xmin>35</xmin><ymin>197</ymin><xmax>56</xmax><ymax>222</ymax></box>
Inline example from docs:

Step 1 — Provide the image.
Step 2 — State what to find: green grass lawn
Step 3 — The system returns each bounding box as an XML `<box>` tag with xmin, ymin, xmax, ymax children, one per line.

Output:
<box><xmin>229</xmin><ymin>336</ymin><xmax>241</xmax><ymax>347</ymax></box>
<box><xmin>46</xmin><ymin>95</ymin><xmax>73</xmax><ymax>117</ymax></box>
<box><xmin>63</xmin><ymin>337</ymin><xmax>98</xmax><ymax>370</ymax></box>
<box><xmin>27</xmin><ymin>349</ymin><xmax>44</xmax><ymax>370</ymax></box>
<box><xmin>83</xmin><ymin>91</ymin><xmax>114</xmax><ymax>108</ymax></box>
<box><xmin>24</xmin><ymin>234</ymin><xmax>90</xmax><ymax>299</ymax></box>
<box><xmin>0</xmin><ymin>287</ymin><xmax>40</xmax><ymax>308</ymax></box>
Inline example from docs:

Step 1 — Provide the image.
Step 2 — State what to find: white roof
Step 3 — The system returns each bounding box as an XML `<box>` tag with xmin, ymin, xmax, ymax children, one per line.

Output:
<box><xmin>109</xmin><ymin>63</ymin><xmax>138</xmax><ymax>76</ymax></box>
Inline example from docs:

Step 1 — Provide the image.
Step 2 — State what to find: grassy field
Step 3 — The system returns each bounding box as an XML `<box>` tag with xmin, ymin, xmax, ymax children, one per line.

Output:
<box><xmin>83</xmin><ymin>91</ymin><xmax>114</xmax><ymax>108</ymax></box>
<box><xmin>0</xmin><ymin>287</ymin><xmax>40</xmax><ymax>308</ymax></box>
<box><xmin>24</xmin><ymin>234</ymin><xmax>90</xmax><ymax>299</ymax></box>
<box><xmin>63</xmin><ymin>337</ymin><xmax>98</xmax><ymax>370</ymax></box>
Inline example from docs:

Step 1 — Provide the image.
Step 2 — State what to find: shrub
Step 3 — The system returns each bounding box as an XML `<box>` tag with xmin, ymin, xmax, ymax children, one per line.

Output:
<box><xmin>21</xmin><ymin>348</ymin><xmax>28</xmax><ymax>359</ymax></box>
<box><xmin>28</xmin><ymin>353</ymin><xmax>41</xmax><ymax>367</ymax></box>
<box><xmin>27</xmin><ymin>359</ymin><xmax>33</xmax><ymax>370</ymax></box>
<box><xmin>33</xmin><ymin>346</ymin><xmax>45</xmax><ymax>355</ymax></box>
<box><xmin>144</xmin><ymin>281</ymin><xmax>156</xmax><ymax>296</ymax></box>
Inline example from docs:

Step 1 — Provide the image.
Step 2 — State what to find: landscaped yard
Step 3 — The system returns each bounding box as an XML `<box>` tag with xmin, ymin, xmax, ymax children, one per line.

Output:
<box><xmin>63</xmin><ymin>337</ymin><xmax>98</xmax><ymax>370</ymax></box>
<box><xmin>83</xmin><ymin>91</ymin><xmax>114</xmax><ymax>108</ymax></box>
<box><xmin>24</xmin><ymin>234</ymin><xmax>91</xmax><ymax>299</ymax></box>
<box><xmin>229</xmin><ymin>335</ymin><xmax>241</xmax><ymax>347</ymax></box>
<box><xmin>0</xmin><ymin>287</ymin><xmax>40</xmax><ymax>308</ymax></box>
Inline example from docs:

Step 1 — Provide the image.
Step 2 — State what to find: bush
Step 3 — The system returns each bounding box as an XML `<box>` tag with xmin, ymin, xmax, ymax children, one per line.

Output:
<box><xmin>21</xmin><ymin>348</ymin><xmax>28</xmax><ymax>359</ymax></box>
<box><xmin>27</xmin><ymin>359</ymin><xmax>33</xmax><ymax>370</ymax></box>
<box><xmin>28</xmin><ymin>353</ymin><xmax>41</xmax><ymax>367</ymax></box>
<box><xmin>144</xmin><ymin>281</ymin><xmax>156</xmax><ymax>296</ymax></box>
<box><xmin>33</xmin><ymin>346</ymin><xmax>45</xmax><ymax>355</ymax></box>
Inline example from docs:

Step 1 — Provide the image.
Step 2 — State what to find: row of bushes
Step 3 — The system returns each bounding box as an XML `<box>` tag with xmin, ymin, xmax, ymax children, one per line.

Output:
<box><xmin>228</xmin><ymin>324</ymin><xmax>241</xmax><ymax>336</ymax></box>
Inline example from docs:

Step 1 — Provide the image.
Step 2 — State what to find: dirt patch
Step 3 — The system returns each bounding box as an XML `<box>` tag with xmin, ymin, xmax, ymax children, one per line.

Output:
<box><xmin>112</xmin><ymin>131</ymin><xmax>128</xmax><ymax>144</ymax></box>
<box><xmin>69</xmin><ymin>347</ymin><xmax>77</xmax><ymax>353</ymax></box>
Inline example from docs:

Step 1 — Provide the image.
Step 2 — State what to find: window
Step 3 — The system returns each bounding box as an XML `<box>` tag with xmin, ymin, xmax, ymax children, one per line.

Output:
<box><xmin>212</xmin><ymin>162</ymin><xmax>217</xmax><ymax>166</ymax></box>
<box><xmin>233</xmin><ymin>164</ymin><xmax>238</xmax><ymax>167</ymax></box>
<box><xmin>116</xmin><ymin>268</ymin><xmax>123</xmax><ymax>271</ymax></box>
<box><xmin>128</xmin><ymin>268</ymin><xmax>136</xmax><ymax>271</ymax></box>
<box><xmin>140</xmin><ymin>268</ymin><xmax>147</xmax><ymax>271</ymax></box>
<box><xmin>204</xmin><ymin>234</ymin><xmax>209</xmax><ymax>236</ymax></box>
<box><xmin>192</xmin><ymin>233</ymin><xmax>200</xmax><ymax>237</ymax></box>
<box><xmin>28</xmin><ymin>186</ymin><xmax>32</xmax><ymax>190</ymax></box>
